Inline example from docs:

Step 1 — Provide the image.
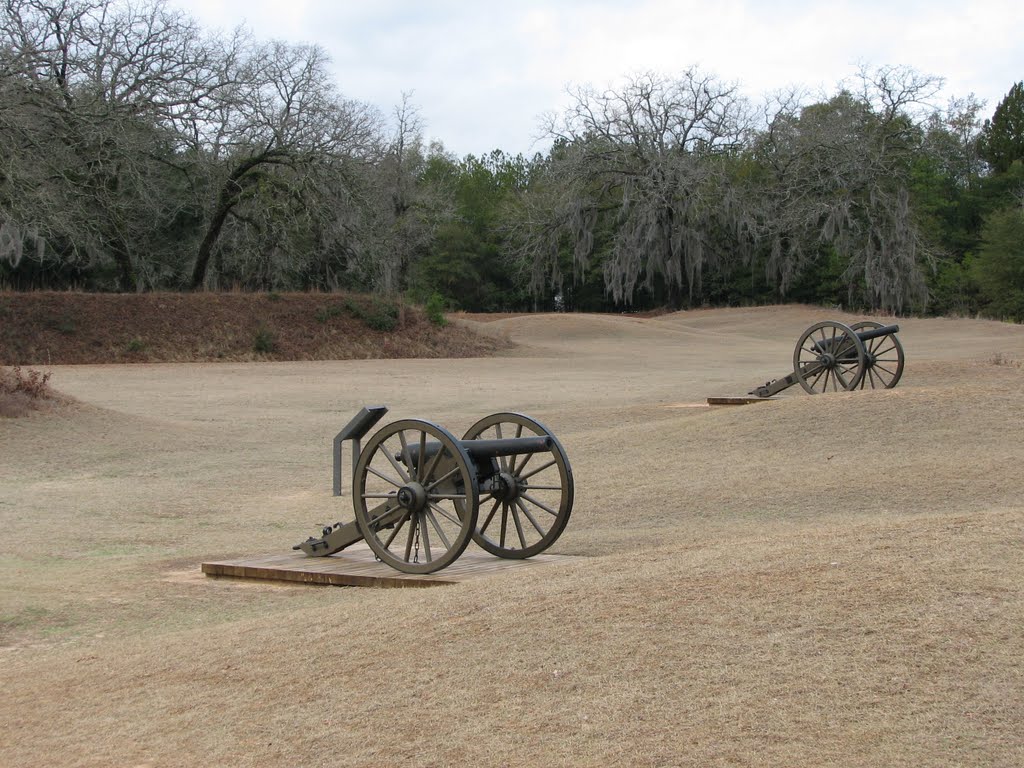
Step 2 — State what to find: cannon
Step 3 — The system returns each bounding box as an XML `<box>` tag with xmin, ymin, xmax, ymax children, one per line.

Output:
<box><xmin>294</xmin><ymin>406</ymin><xmax>574</xmax><ymax>574</ymax></box>
<box><xmin>749</xmin><ymin>320</ymin><xmax>905</xmax><ymax>397</ymax></box>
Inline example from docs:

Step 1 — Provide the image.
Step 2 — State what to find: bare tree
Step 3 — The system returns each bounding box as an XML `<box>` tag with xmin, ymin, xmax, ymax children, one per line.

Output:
<box><xmin>750</xmin><ymin>67</ymin><xmax>942</xmax><ymax>311</ymax></box>
<box><xmin>348</xmin><ymin>93</ymin><xmax>455</xmax><ymax>294</ymax></box>
<box><xmin>1</xmin><ymin>0</ymin><xmax>384</xmax><ymax>290</ymax></box>
<box><xmin>1</xmin><ymin>0</ymin><xmax>230</xmax><ymax>289</ymax></box>
<box><xmin>186</xmin><ymin>39</ymin><xmax>381</xmax><ymax>288</ymax></box>
<box><xmin>517</xmin><ymin>69</ymin><xmax>753</xmax><ymax>306</ymax></box>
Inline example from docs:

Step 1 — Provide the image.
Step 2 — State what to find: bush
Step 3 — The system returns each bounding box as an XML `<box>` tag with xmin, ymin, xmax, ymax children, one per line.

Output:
<box><xmin>972</xmin><ymin>206</ymin><xmax>1024</xmax><ymax>322</ymax></box>
<box><xmin>314</xmin><ymin>304</ymin><xmax>343</xmax><ymax>323</ymax></box>
<box><xmin>0</xmin><ymin>366</ymin><xmax>52</xmax><ymax>398</ymax></box>
<box><xmin>425</xmin><ymin>293</ymin><xmax>448</xmax><ymax>327</ymax></box>
<box><xmin>364</xmin><ymin>299</ymin><xmax>399</xmax><ymax>332</ymax></box>
<box><xmin>253</xmin><ymin>326</ymin><xmax>276</xmax><ymax>353</ymax></box>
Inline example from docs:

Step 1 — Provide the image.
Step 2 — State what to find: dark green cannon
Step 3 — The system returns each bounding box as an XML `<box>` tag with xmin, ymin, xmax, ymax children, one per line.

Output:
<box><xmin>294</xmin><ymin>406</ymin><xmax>574</xmax><ymax>574</ymax></box>
<box><xmin>749</xmin><ymin>320</ymin><xmax>905</xmax><ymax>397</ymax></box>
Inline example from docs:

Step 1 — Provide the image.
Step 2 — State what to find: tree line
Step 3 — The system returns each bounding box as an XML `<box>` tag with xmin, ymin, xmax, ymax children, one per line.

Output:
<box><xmin>2</xmin><ymin>0</ymin><xmax>1023</xmax><ymax>319</ymax></box>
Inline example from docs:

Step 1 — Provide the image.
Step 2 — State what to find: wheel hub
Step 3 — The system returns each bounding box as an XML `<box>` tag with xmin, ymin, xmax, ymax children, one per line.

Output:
<box><xmin>396</xmin><ymin>482</ymin><xmax>427</xmax><ymax>512</ymax></box>
<box><xmin>490</xmin><ymin>471</ymin><xmax>520</xmax><ymax>502</ymax></box>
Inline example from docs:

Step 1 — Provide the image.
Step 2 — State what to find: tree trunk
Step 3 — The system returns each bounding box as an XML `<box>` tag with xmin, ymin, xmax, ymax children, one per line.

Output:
<box><xmin>190</xmin><ymin>195</ymin><xmax>236</xmax><ymax>290</ymax></box>
<box><xmin>189</xmin><ymin>152</ymin><xmax>284</xmax><ymax>289</ymax></box>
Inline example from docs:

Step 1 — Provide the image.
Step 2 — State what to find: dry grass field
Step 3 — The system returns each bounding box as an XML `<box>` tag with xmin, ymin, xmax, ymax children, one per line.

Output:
<box><xmin>2</xmin><ymin>305</ymin><xmax>1023</xmax><ymax>767</ymax></box>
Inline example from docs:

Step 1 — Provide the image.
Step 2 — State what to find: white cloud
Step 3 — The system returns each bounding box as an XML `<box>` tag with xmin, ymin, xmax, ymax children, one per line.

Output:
<box><xmin>171</xmin><ymin>0</ymin><xmax>1024</xmax><ymax>156</ymax></box>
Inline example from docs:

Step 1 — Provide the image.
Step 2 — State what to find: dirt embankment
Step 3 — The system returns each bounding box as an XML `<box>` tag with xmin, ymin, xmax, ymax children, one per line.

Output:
<box><xmin>0</xmin><ymin>291</ymin><xmax>511</xmax><ymax>365</ymax></box>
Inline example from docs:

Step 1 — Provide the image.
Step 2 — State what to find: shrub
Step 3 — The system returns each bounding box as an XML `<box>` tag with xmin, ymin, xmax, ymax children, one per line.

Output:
<box><xmin>989</xmin><ymin>352</ymin><xmax>1021</xmax><ymax>367</ymax></box>
<box><xmin>315</xmin><ymin>305</ymin><xmax>343</xmax><ymax>323</ymax></box>
<box><xmin>0</xmin><ymin>366</ymin><xmax>52</xmax><ymax>398</ymax></box>
<box><xmin>364</xmin><ymin>299</ymin><xmax>399</xmax><ymax>332</ymax></box>
<box><xmin>47</xmin><ymin>315</ymin><xmax>77</xmax><ymax>335</ymax></box>
<box><xmin>425</xmin><ymin>293</ymin><xmax>448</xmax><ymax>327</ymax></box>
<box><xmin>253</xmin><ymin>326</ymin><xmax>276</xmax><ymax>353</ymax></box>
<box><xmin>343</xmin><ymin>298</ymin><xmax>364</xmax><ymax>319</ymax></box>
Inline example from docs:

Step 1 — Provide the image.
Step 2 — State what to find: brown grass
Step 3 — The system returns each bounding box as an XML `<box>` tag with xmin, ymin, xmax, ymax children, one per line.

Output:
<box><xmin>1</xmin><ymin>305</ymin><xmax>1023</xmax><ymax>767</ymax></box>
<box><xmin>0</xmin><ymin>365</ymin><xmax>61</xmax><ymax>418</ymax></box>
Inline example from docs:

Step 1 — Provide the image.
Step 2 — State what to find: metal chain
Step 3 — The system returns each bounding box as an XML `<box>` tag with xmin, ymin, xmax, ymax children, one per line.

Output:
<box><xmin>413</xmin><ymin>514</ymin><xmax>421</xmax><ymax>564</ymax></box>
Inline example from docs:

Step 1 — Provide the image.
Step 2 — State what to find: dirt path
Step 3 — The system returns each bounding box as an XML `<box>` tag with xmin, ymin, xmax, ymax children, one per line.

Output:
<box><xmin>2</xmin><ymin>306</ymin><xmax>1023</xmax><ymax>767</ymax></box>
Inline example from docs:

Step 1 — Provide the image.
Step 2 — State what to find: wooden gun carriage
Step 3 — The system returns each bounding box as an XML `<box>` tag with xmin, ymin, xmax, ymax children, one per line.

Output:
<box><xmin>749</xmin><ymin>320</ymin><xmax>905</xmax><ymax>397</ymax></box>
<box><xmin>295</xmin><ymin>406</ymin><xmax>573</xmax><ymax>574</ymax></box>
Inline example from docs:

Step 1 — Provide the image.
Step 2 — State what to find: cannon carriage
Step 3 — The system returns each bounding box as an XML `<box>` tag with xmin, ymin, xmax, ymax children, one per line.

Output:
<box><xmin>295</xmin><ymin>406</ymin><xmax>573</xmax><ymax>574</ymax></box>
<box><xmin>749</xmin><ymin>320</ymin><xmax>905</xmax><ymax>398</ymax></box>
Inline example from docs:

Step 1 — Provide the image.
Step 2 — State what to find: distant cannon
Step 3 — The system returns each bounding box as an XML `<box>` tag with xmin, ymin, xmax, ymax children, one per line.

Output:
<box><xmin>294</xmin><ymin>406</ymin><xmax>573</xmax><ymax>574</ymax></box>
<box><xmin>749</xmin><ymin>320</ymin><xmax>905</xmax><ymax>397</ymax></box>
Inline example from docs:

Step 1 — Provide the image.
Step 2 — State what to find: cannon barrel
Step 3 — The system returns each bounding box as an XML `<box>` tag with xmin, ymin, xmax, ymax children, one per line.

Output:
<box><xmin>813</xmin><ymin>323</ymin><xmax>900</xmax><ymax>353</ymax></box>
<box><xmin>400</xmin><ymin>435</ymin><xmax>553</xmax><ymax>465</ymax></box>
<box><xmin>854</xmin><ymin>323</ymin><xmax>900</xmax><ymax>342</ymax></box>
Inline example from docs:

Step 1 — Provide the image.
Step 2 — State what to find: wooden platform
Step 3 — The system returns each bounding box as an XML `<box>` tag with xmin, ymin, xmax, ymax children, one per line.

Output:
<box><xmin>706</xmin><ymin>396</ymin><xmax>774</xmax><ymax>405</ymax></box>
<box><xmin>202</xmin><ymin>544</ymin><xmax>579</xmax><ymax>588</ymax></box>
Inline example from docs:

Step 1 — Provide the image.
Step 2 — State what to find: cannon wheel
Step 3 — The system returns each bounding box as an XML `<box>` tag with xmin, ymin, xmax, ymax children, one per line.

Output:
<box><xmin>793</xmin><ymin>320</ymin><xmax>866</xmax><ymax>394</ymax></box>
<box><xmin>353</xmin><ymin>419</ymin><xmax>478</xmax><ymax>574</ymax></box>
<box><xmin>850</xmin><ymin>320</ymin><xmax>905</xmax><ymax>389</ymax></box>
<box><xmin>461</xmin><ymin>413</ymin><xmax>574</xmax><ymax>559</ymax></box>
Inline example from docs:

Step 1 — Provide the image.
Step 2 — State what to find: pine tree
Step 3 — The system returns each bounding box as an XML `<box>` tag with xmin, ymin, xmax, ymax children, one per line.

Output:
<box><xmin>980</xmin><ymin>82</ymin><xmax>1024</xmax><ymax>174</ymax></box>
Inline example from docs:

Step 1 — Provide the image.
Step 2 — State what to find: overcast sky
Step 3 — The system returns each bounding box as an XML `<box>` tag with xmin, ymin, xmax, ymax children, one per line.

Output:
<box><xmin>171</xmin><ymin>0</ymin><xmax>1023</xmax><ymax>158</ymax></box>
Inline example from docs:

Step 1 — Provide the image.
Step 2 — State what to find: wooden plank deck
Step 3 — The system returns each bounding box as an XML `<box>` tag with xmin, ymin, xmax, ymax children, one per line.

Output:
<box><xmin>202</xmin><ymin>543</ymin><xmax>579</xmax><ymax>588</ymax></box>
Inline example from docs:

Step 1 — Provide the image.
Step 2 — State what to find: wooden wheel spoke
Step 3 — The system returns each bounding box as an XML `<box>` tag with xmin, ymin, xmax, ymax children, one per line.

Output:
<box><xmin>382</xmin><ymin>441</ymin><xmax>411</xmax><ymax>484</ymax></box>
<box><xmin>424</xmin><ymin>466</ymin><xmax>460</xmax><ymax>493</ymax></box>
<box><xmin>515</xmin><ymin>498</ymin><xmax>547</xmax><ymax>535</ymax></box>
<box><xmin>367</xmin><ymin>465</ymin><xmax>404</xmax><ymax>488</ymax></box>
<box><xmin>493</xmin><ymin>423</ymin><xmax>509</xmax><ymax>473</ymax></box>
<box><xmin>510</xmin><ymin>501</ymin><xmax>528</xmax><ymax>548</ymax></box>
<box><xmin>808</xmin><ymin>365</ymin><xmax>828</xmax><ymax>391</ymax></box>
<box><xmin>403</xmin><ymin>513</ymin><xmax>417</xmax><ymax>562</ymax></box>
<box><xmin>424</xmin><ymin>509</ymin><xmax>451</xmax><ymax>550</ymax></box>
<box><xmin>505</xmin><ymin>448</ymin><xmax>527</xmax><ymax>477</ymax></box>
<box><xmin>397</xmin><ymin>431</ymin><xmax>414</xmax><ymax>477</ymax></box>
<box><xmin>416</xmin><ymin>431</ymin><xmax>427</xmax><ymax>481</ymax></box>
<box><xmin>381</xmin><ymin>509</ymin><xmax>411</xmax><ymax>548</ymax></box>
<box><xmin>873</xmin><ymin>343</ymin><xmax>896</xmax><ymax>357</ymax></box>
<box><xmin>479</xmin><ymin>498</ymin><xmax>501</xmax><ymax>535</ymax></box>
<box><xmin>835</xmin><ymin>365</ymin><xmax>857</xmax><ymax>388</ymax></box>
<box><xmin>499</xmin><ymin>503</ymin><xmax>509</xmax><ymax>548</ymax></box>
<box><xmin>873</xmin><ymin>361</ymin><xmax>899</xmax><ymax>376</ymax></box>
<box><xmin>518</xmin><ymin>458</ymin><xmax>556</xmax><ymax>482</ymax></box>
<box><xmin>520</xmin><ymin>492</ymin><xmax>559</xmax><ymax>518</ymax></box>
<box><xmin>418</xmin><ymin>514</ymin><xmax>432</xmax><ymax>562</ymax></box>
<box><xmin>427</xmin><ymin>501</ymin><xmax>462</xmax><ymax>527</ymax></box>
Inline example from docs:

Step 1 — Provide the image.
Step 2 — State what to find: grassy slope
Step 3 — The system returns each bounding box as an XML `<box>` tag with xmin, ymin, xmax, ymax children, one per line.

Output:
<box><xmin>0</xmin><ymin>291</ymin><xmax>509</xmax><ymax>365</ymax></box>
<box><xmin>1</xmin><ymin>307</ymin><xmax>1023</xmax><ymax>767</ymax></box>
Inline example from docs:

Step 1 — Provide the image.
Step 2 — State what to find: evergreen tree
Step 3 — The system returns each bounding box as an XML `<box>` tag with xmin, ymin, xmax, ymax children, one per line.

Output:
<box><xmin>980</xmin><ymin>82</ymin><xmax>1024</xmax><ymax>174</ymax></box>
<box><xmin>971</xmin><ymin>202</ymin><xmax>1024</xmax><ymax>321</ymax></box>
